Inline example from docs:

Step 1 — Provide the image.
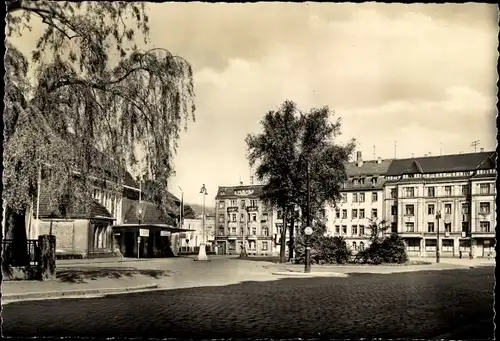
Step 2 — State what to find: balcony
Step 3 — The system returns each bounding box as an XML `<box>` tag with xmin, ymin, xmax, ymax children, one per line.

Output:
<box><xmin>246</xmin><ymin>206</ymin><xmax>259</xmax><ymax>212</ymax></box>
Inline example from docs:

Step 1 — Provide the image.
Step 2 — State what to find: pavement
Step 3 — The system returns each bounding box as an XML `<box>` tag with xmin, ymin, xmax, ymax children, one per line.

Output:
<box><xmin>2</xmin><ymin>264</ymin><xmax>495</xmax><ymax>339</ymax></box>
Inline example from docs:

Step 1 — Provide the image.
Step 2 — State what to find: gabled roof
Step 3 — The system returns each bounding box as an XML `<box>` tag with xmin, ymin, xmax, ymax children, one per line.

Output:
<box><xmin>37</xmin><ymin>190</ymin><xmax>113</xmax><ymax>220</ymax></box>
<box><xmin>215</xmin><ymin>185</ymin><xmax>264</xmax><ymax>199</ymax></box>
<box><xmin>123</xmin><ymin>201</ymin><xmax>177</xmax><ymax>226</ymax></box>
<box><xmin>386</xmin><ymin>151</ymin><xmax>497</xmax><ymax>176</ymax></box>
<box><xmin>346</xmin><ymin>159</ymin><xmax>393</xmax><ymax>177</ymax></box>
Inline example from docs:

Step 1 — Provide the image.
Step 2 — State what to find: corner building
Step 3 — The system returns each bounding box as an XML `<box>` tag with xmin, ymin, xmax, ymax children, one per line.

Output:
<box><xmin>384</xmin><ymin>151</ymin><xmax>496</xmax><ymax>258</ymax></box>
<box><xmin>327</xmin><ymin>152</ymin><xmax>393</xmax><ymax>252</ymax></box>
<box><xmin>214</xmin><ymin>185</ymin><xmax>276</xmax><ymax>256</ymax></box>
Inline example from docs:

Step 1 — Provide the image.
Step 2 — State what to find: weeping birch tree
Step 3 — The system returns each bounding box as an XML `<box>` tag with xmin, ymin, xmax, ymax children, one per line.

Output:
<box><xmin>4</xmin><ymin>1</ymin><xmax>196</xmax><ymax>259</ymax></box>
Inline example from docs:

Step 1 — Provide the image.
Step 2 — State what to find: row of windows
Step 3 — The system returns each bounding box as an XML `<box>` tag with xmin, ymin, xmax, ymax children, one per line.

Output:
<box><xmin>391</xmin><ymin>202</ymin><xmax>491</xmax><ymax>216</ymax></box>
<box><xmin>403</xmin><ymin>221</ymin><xmax>490</xmax><ymax>233</ymax></box>
<box><xmin>334</xmin><ymin>225</ymin><xmax>365</xmax><ymax>236</ymax></box>
<box><xmin>219</xmin><ymin>212</ymin><xmax>268</xmax><ymax>223</ymax></box>
<box><xmin>390</xmin><ymin>184</ymin><xmax>492</xmax><ymax>198</ymax></box>
<box><xmin>335</xmin><ymin>208</ymin><xmax>378</xmax><ymax>220</ymax></box>
<box><xmin>386</xmin><ymin>170</ymin><xmax>495</xmax><ymax>181</ymax></box>
<box><xmin>92</xmin><ymin>188</ymin><xmax>118</xmax><ymax>218</ymax></box>
<box><xmin>219</xmin><ymin>226</ymin><xmax>270</xmax><ymax>236</ymax></box>
<box><xmin>218</xmin><ymin>199</ymin><xmax>259</xmax><ymax>209</ymax></box>
<box><xmin>339</xmin><ymin>192</ymin><xmax>378</xmax><ymax>203</ymax></box>
<box><xmin>227</xmin><ymin>240</ymin><xmax>269</xmax><ymax>251</ymax></box>
<box><xmin>344</xmin><ymin>177</ymin><xmax>378</xmax><ymax>187</ymax></box>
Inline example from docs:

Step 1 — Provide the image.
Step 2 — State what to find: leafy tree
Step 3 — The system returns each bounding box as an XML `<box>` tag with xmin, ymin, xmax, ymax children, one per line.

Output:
<box><xmin>183</xmin><ymin>205</ymin><xmax>197</xmax><ymax>219</ymax></box>
<box><xmin>246</xmin><ymin>101</ymin><xmax>355</xmax><ymax>263</ymax></box>
<box><xmin>367</xmin><ymin>219</ymin><xmax>391</xmax><ymax>243</ymax></box>
<box><xmin>4</xmin><ymin>1</ymin><xmax>195</xmax><ymax>261</ymax></box>
<box><xmin>356</xmin><ymin>233</ymin><xmax>408</xmax><ymax>264</ymax></box>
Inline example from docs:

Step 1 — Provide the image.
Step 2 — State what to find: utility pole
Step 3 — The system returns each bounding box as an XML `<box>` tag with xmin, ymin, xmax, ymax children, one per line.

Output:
<box><xmin>440</xmin><ymin>142</ymin><xmax>443</xmax><ymax>156</ymax></box>
<box><xmin>436</xmin><ymin>209</ymin><xmax>441</xmax><ymax>263</ymax></box>
<box><xmin>394</xmin><ymin>141</ymin><xmax>398</xmax><ymax>159</ymax></box>
<box><xmin>471</xmin><ymin>140</ymin><xmax>480</xmax><ymax>152</ymax></box>
<box><xmin>304</xmin><ymin>161</ymin><xmax>312</xmax><ymax>273</ymax></box>
<box><xmin>373</xmin><ymin>144</ymin><xmax>376</xmax><ymax>160</ymax></box>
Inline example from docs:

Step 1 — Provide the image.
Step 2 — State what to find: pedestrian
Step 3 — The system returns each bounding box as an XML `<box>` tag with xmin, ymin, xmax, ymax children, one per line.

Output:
<box><xmin>469</xmin><ymin>251</ymin><xmax>473</xmax><ymax>260</ymax></box>
<box><xmin>459</xmin><ymin>250</ymin><xmax>462</xmax><ymax>259</ymax></box>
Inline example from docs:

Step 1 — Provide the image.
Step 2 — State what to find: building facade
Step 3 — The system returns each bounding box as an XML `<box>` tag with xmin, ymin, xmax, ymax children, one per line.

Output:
<box><xmin>179</xmin><ymin>215</ymin><xmax>216</xmax><ymax>251</ymax></box>
<box><xmin>327</xmin><ymin>152</ymin><xmax>393</xmax><ymax>252</ymax></box>
<box><xmin>384</xmin><ymin>151</ymin><xmax>496</xmax><ymax>258</ymax></box>
<box><xmin>214</xmin><ymin>184</ymin><xmax>277</xmax><ymax>256</ymax></box>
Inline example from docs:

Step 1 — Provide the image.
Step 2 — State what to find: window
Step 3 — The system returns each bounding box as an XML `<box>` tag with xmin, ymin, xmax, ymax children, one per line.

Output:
<box><xmin>390</xmin><ymin>188</ymin><xmax>397</xmax><ymax>198</ymax></box>
<box><xmin>444</xmin><ymin>223</ymin><xmax>451</xmax><ymax>233</ymax></box>
<box><xmin>480</xmin><ymin>221</ymin><xmax>490</xmax><ymax>233</ymax></box>
<box><xmin>461</xmin><ymin>203</ymin><xmax>469</xmax><ymax>215</ymax></box>
<box><xmin>342</xmin><ymin>226</ymin><xmax>347</xmax><ymax>235</ymax></box>
<box><xmin>352</xmin><ymin>193</ymin><xmax>358</xmax><ymax>202</ymax></box>
<box><xmin>251</xmin><ymin>226</ymin><xmax>257</xmax><ymax>235</ymax></box>
<box><xmin>372</xmin><ymin>209</ymin><xmax>378</xmax><ymax>219</ymax></box>
<box><xmin>352</xmin><ymin>225</ymin><xmax>358</xmax><ymax>235</ymax></box>
<box><xmin>231</xmin><ymin>214</ymin><xmax>237</xmax><ymax>222</ymax></box>
<box><xmin>231</xmin><ymin>227</ymin><xmax>237</xmax><ymax>235</ymax></box>
<box><xmin>444</xmin><ymin>186</ymin><xmax>452</xmax><ymax>196</ymax></box>
<box><xmin>229</xmin><ymin>240</ymin><xmax>236</xmax><ymax>250</ymax></box>
<box><xmin>479</xmin><ymin>184</ymin><xmax>490</xmax><ymax>195</ymax></box>
<box><xmin>230</xmin><ymin>200</ymin><xmax>237</xmax><ymax>207</ymax></box>
<box><xmin>405</xmin><ymin>222</ymin><xmax>415</xmax><ymax>232</ymax></box>
<box><xmin>240</xmin><ymin>213</ymin><xmax>245</xmax><ymax>221</ymax></box>
<box><xmin>359</xmin><ymin>225</ymin><xmax>365</xmax><ymax>236</ymax></box>
<box><xmin>218</xmin><ymin>214</ymin><xmax>225</xmax><ymax>223</ymax></box>
<box><xmin>427</xmin><ymin>187</ymin><xmax>435</xmax><ymax>197</ymax></box>
<box><xmin>461</xmin><ymin>222</ymin><xmax>469</xmax><ymax>234</ymax></box>
<box><xmin>252</xmin><ymin>214</ymin><xmax>257</xmax><ymax>221</ymax></box>
<box><xmin>277</xmin><ymin>210</ymin><xmax>283</xmax><ymax>219</ymax></box>
<box><xmin>372</xmin><ymin>177</ymin><xmax>378</xmax><ymax>186</ymax></box>
<box><xmin>218</xmin><ymin>226</ymin><xmax>225</xmax><ymax>236</ymax></box>
<box><xmin>372</xmin><ymin>192</ymin><xmax>378</xmax><ymax>202</ymax></box>
<box><xmin>352</xmin><ymin>209</ymin><xmax>358</xmax><ymax>219</ymax></box>
<box><xmin>480</xmin><ymin>202</ymin><xmax>490</xmax><ymax>214</ymax></box>
<box><xmin>405</xmin><ymin>205</ymin><xmax>415</xmax><ymax>216</ymax></box>
<box><xmin>359</xmin><ymin>193</ymin><xmax>365</xmax><ymax>202</ymax></box>
<box><xmin>359</xmin><ymin>178</ymin><xmax>365</xmax><ymax>185</ymax></box>
<box><xmin>359</xmin><ymin>209</ymin><xmax>365</xmax><ymax>219</ymax></box>
<box><xmin>391</xmin><ymin>222</ymin><xmax>397</xmax><ymax>233</ymax></box>
<box><xmin>405</xmin><ymin>187</ymin><xmax>415</xmax><ymax>198</ymax></box>
<box><xmin>359</xmin><ymin>242</ymin><xmax>365</xmax><ymax>251</ymax></box>
<box><xmin>462</xmin><ymin>185</ymin><xmax>469</xmax><ymax>196</ymax></box>
<box><xmin>353</xmin><ymin>179</ymin><xmax>358</xmax><ymax>186</ymax></box>
<box><xmin>239</xmin><ymin>227</ymin><xmax>244</xmax><ymax>236</ymax></box>
<box><xmin>444</xmin><ymin>204</ymin><xmax>452</xmax><ymax>215</ymax></box>
<box><xmin>335</xmin><ymin>225</ymin><xmax>340</xmax><ymax>234</ymax></box>
<box><xmin>341</xmin><ymin>193</ymin><xmax>347</xmax><ymax>203</ymax></box>
<box><xmin>262</xmin><ymin>241</ymin><xmax>268</xmax><ymax>251</ymax></box>
<box><xmin>406</xmin><ymin>239</ymin><xmax>420</xmax><ymax>251</ymax></box>
<box><xmin>427</xmin><ymin>204</ymin><xmax>435</xmax><ymax>215</ymax></box>
<box><xmin>335</xmin><ymin>209</ymin><xmax>340</xmax><ymax>219</ymax></box>
<box><xmin>425</xmin><ymin>239</ymin><xmax>437</xmax><ymax>251</ymax></box>
<box><xmin>427</xmin><ymin>222</ymin><xmax>435</xmax><ymax>233</ymax></box>
<box><xmin>352</xmin><ymin>241</ymin><xmax>357</xmax><ymax>250</ymax></box>
<box><xmin>391</xmin><ymin>205</ymin><xmax>397</xmax><ymax>215</ymax></box>
<box><xmin>261</xmin><ymin>213</ymin><xmax>268</xmax><ymax>222</ymax></box>
<box><xmin>218</xmin><ymin>201</ymin><xmax>225</xmax><ymax>209</ymax></box>
<box><xmin>342</xmin><ymin>209</ymin><xmax>348</xmax><ymax>219</ymax></box>
<box><xmin>262</xmin><ymin>226</ymin><xmax>269</xmax><ymax>236</ymax></box>
<box><xmin>240</xmin><ymin>200</ymin><xmax>246</xmax><ymax>209</ymax></box>
<box><xmin>442</xmin><ymin>239</ymin><xmax>454</xmax><ymax>252</ymax></box>
<box><xmin>250</xmin><ymin>199</ymin><xmax>258</xmax><ymax>207</ymax></box>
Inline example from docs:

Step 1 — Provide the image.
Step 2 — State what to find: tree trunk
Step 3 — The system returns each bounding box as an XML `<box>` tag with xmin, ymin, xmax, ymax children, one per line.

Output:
<box><xmin>3</xmin><ymin>206</ymin><xmax>29</xmax><ymax>266</ymax></box>
<box><xmin>279</xmin><ymin>205</ymin><xmax>287</xmax><ymax>263</ymax></box>
<box><xmin>288</xmin><ymin>215</ymin><xmax>295</xmax><ymax>262</ymax></box>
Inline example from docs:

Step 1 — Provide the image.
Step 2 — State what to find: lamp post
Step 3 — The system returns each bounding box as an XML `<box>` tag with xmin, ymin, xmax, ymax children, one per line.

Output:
<box><xmin>436</xmin><ymin>210</ymin><xmax>441</xmax><ymax>263</ymax></box>
<box><xmin>304</xmin><ymin>161</ymin><xmax>312</xmax><ymax>273</ymax></box>
<box><xmin>240</xmin><ymin>208</ymin><xmax>248</xmax><ymax>258</ymax></box>
<box><xmin>136</xmin><ymin>203</ymin><xmax>145</xmax><ymax>259</ymax></box>
<box><xmin>178</xmin><ymin>186</ymin><xmax>184</xmax><ymax>228</ymax></box>
<box><xmin>196</xmin><ymin>184</ymin><xmax>209</xmax><ymax>261</ymax></box>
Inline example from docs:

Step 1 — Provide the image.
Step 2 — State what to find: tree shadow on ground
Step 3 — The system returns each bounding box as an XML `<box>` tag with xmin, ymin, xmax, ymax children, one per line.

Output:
<box><xmin>56</xmin><ymin>267</ymin><xmax>171</xmax><ymax>283</ymax></box>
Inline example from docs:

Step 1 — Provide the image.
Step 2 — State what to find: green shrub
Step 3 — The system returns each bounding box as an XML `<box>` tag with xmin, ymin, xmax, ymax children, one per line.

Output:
<box><xmin>356</xmin><ymin>233</ymin><xmax>408</xmax><ymax>264</ymax></box>
<box><xmin>294</xmin><ymin>235</ymin><xmax>352</xmax><ymax>264</ymax></box>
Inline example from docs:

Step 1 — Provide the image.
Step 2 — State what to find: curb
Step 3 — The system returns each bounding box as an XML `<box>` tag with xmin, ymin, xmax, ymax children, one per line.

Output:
<box><xmin>2</xmin><ymin>284</ymin><xmax>159</xmax><ymax>301</ymax></box>
<box><xmin>272</xmin><ymin>271</ymin><xmax>348</xmax><ymax>277</ymax></box>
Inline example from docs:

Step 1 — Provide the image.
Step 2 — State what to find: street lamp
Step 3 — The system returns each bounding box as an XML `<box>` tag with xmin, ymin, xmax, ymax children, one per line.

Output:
<box><xmin>436</xmin><ymin>210</ymin><xmax>441</xmax><ymax>263</ymax></box>
<box><xmin>196</xmin><ymin>184</ymin><xmax>209</xmax><ymax>261</ymax></box>
<box><xmin>304</xmin><ymin>160</ymin><xmax>312</xmax><ymax>273</ymax></box>
<box><xmin>136</xmin><ymin>201</ymin><xmax>146</xmax><ymax>259</ymax></box>
<box><xmin>240</xmin><ymin>208</ymin><xmax>248</xmax><ymax>258</ymax></box>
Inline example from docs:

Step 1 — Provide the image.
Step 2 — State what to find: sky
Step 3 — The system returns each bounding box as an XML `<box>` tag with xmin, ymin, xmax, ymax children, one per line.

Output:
<box><xmin>9</xmin><ymin>3</ymin><xmax>499</xmax><ymax>206</ymax></box>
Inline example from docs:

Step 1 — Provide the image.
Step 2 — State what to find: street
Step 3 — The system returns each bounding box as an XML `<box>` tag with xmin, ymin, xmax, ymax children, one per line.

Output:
<box><xmin>2</xmin><ymin>263</ymin><xmax>494</xmax><ymax>339</ymax></box>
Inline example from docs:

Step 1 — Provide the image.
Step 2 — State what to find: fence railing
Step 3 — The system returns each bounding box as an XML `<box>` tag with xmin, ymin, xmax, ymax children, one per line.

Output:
<box><xmin>2</xmin><ymin>239</ymin><xmax>40</xmax><ymax>267</ymax></box>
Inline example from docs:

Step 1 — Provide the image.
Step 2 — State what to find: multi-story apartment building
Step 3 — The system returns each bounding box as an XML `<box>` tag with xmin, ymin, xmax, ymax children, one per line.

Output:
<box><xmin>327</xmin><ymin>152</ymin><xmax>393</xmax><ymax>252</ymax></box>
<box><xmin>384</xmin><ymin>151</ymin><xmax>496</xmax><ymax>258</ymax></box>
<box><xmin>215</xmin><ymin>184</ymin><xmax>276</xmax><ymax>256</ymax></box>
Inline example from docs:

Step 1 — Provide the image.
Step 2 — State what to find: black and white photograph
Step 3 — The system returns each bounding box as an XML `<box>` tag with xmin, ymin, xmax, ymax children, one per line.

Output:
<box><xmin>2</xmin><ymin>1</ymin><xmax>497</xmax><ymax>339</ymax></box>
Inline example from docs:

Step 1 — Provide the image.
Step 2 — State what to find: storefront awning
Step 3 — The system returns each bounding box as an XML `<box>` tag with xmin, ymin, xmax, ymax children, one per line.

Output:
<box><xmin>112</xmin><ymin>224</ymin><xmax>194</xmax><ymax>234</ymax></box>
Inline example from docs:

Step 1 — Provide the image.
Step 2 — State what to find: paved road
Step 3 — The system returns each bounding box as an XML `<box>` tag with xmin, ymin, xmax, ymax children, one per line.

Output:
<box><xmin>3</xmin><ymin>266</ymin><xmax>494</xmax><ymax>339</ymax></box>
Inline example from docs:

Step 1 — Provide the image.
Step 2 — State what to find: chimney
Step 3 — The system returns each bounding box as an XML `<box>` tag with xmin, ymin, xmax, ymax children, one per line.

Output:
<box><xmin>239</xmin><ymin>181</ymin><xmax>243</xmax><ymax>185</ymax></box>
<box><xmin>480</xmin><ymin>148</ymin><xmax>484</xmax><ymax>152</ymax></box>
<box><xmin>377</xmin><ymin>157</ymin><xmax>382</xmax><ymax>164</ymax></box>
<box><xmin>411</xmin><ymin>153</ymin><xmax>415</xmax><ymax>158</ymax></box>
<box><xmin>424</xmin><ymin>153</ymin><xmax>428</xmax><ymax>157</ymax></box>
<box><xmin>356</xmin><ymin>151</ymin><xmax>363</xmax><ymax>167</ymax></box>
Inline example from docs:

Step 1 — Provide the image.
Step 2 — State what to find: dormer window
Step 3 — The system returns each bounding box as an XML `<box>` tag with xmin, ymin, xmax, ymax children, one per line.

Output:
<box><xmin>359</xmin><ymin>178</ymin><xmax>365</xmax><ymax>185</ymax></box>
<box><xmin>353</xmin><ymin>179</ymin><xmax>358</xmax><ymax>186</ymax></box>
<box><xmin>371</xmin><ymin>177</ymin><xmax>378</xmax><ymax>185</ymax></box>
